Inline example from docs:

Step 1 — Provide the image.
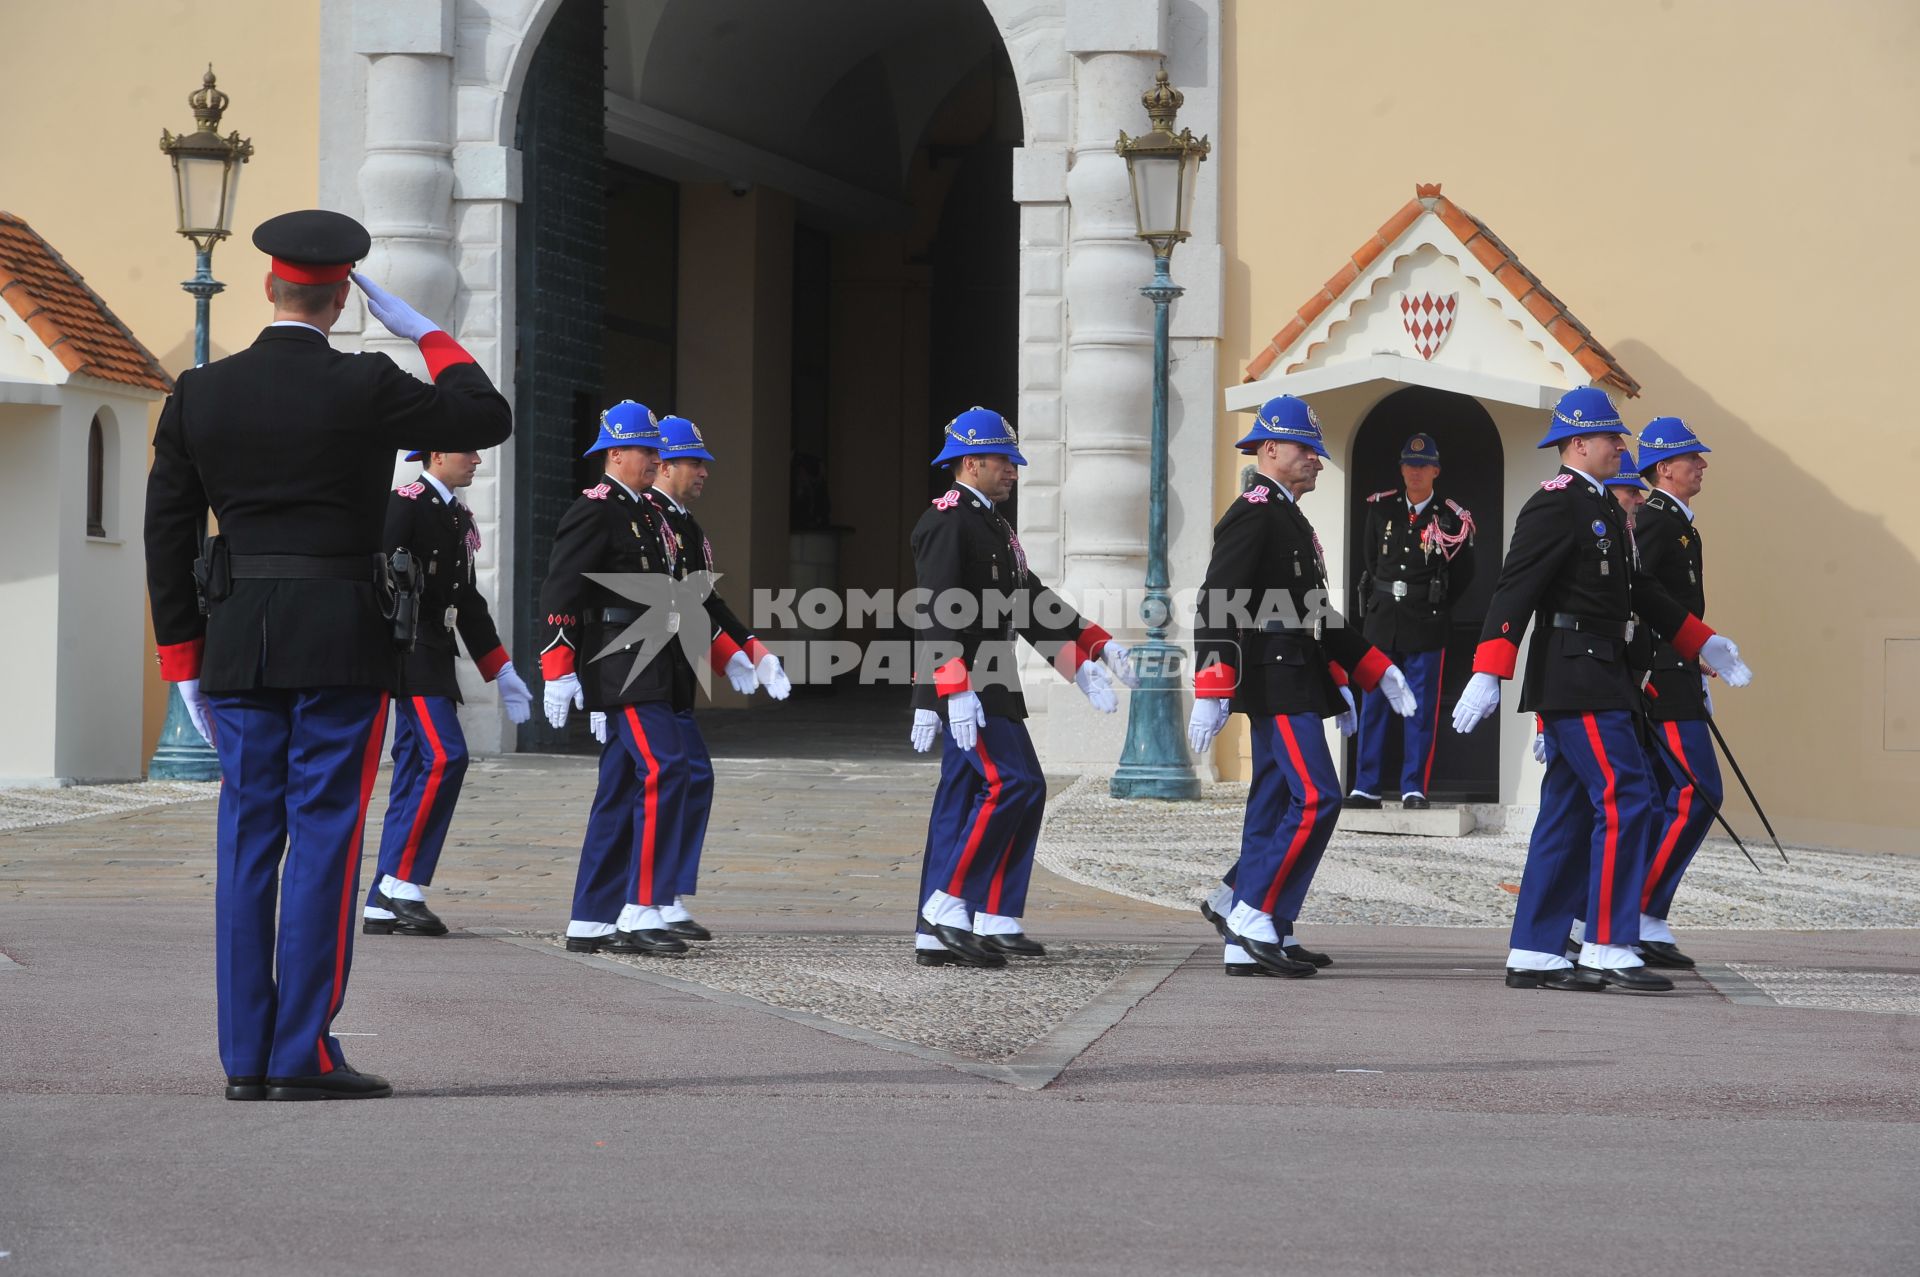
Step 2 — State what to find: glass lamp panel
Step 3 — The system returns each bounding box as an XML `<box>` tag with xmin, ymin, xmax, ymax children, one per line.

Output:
<box><xmin>218</xmin><ymin>158</ymin><xmax>243</xmax><ymax>237</ymax></box>
<box><xmin>1131</xmin><ymin>151</ymin><xmax>1182</xmax><ymax>239</ymax></box>
<box><xmin>1176</xmin><ymin>151</ymin><xmax>1201</xmax><ymax>240</ymax></box>
<box><xmin>176</xmin><ymin>148</ymin><xmax>229</xmax><ymax>237</ymax></box>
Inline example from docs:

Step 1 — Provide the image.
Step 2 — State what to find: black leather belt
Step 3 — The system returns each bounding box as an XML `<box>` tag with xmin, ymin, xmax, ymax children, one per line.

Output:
<box><xmin>1259</xmin><ymin>618</ymin><xmax>1328</xmax><ymax>641</ymax></box>
<box><xmin>597</xmin><ymin>607</ymin><xmax>641</xmax><ymax>624</ymax></box>
<box><xmin>1551</xmin><ymin>612</ymin><xmax>1631</xmax><ymax>640</ymax></box>
<box><xmin>229</xmin><ymin>553</ymin><xmax>382</xmax><ymax>582</ymax></box>
<box><xmin>1374</xmin><ymin>579</ymin><xmax>1417</xmax><ymax>599</ymax></box>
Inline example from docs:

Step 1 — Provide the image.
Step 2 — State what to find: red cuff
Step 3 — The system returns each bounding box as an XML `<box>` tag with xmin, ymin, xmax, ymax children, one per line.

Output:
<box><xmin>1193</xmin><ymin>661</ymin><xmax>1237</xmax><ymax>698</ymax></box>
<box><xmin>1670</xmin><ymin>614</ymin><xmax>1713</xmax><ymax>663</ymax></box>
<box><xmin>418</xmin><ymin>330</ymin><xmax>476</xmax><ymax>380</ymax></box>
<box><xmin>156</xmin><ymin>637</ymin><xmax>204</xmax><ymax>682</ymax></box>
<box><xmin>540</xmin><ymin>647</ymin><xmax>576</xmax><ymax>680</ymax></box>
<box><xmin>934</xmin><ymin>657</ymin><xmax>971</xmax><ymax>697</ymax></box>
<box><xmin>709</xmin><ymin>631</ymin><xmax>744</xmax><ymax>674</ymax></box>
<box><xmin>1473</xmin><ymin>638</ymin><xmax>1518</xmax><ymax>679</ymax></box>
<box><xmin>1327</xmin><ymin>661</ymin><xmax>1350</xmax><ymax>689</ymax></box>
<box><xmin>1073</xmin><ymin>624</ymin><xmax>1112</xmax><ymax>668</ymax></box>
<box><xmin>1533</xmin><ymin>714</ymin><xmax>1543</xmax><ymax>736</ymax></box>
<box><xmin>475</xmin><ymin>646</ymin><xmax>510</xmax><ymax>681</ymax></box>
<box><xmin>1351</xmin><ymin>647</ymin><xmax>1392</xmax><ymax>692</ymax></box>
<box><xmin>744</xmin><ymin>637</ymin><xmax>772</xmax><ymax>665</ymax></box>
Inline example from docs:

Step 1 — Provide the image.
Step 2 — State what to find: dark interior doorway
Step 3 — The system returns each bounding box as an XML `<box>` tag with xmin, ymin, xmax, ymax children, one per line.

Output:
<box><xmin>1343</xmin><ymin>385</ymin><xmax>1505</xmax><ymax>802</ymax></box>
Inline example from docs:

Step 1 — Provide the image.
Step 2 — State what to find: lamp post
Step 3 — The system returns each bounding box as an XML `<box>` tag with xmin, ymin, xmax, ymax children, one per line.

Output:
<box><xmin>147</xmin><ymin>67</ymin><xmax>252</xmax><ymax>782</ymax></box>
<box><xmin>1109</xmin><ymin>68</ymin><xmax>1209</xmax><ymax>801</ymax></box>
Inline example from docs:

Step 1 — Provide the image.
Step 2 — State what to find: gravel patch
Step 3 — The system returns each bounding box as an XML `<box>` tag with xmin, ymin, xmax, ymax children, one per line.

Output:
<box><xmin>1037</xmin><ymin>775</ymin><xmax>1920</xmax><ymax>931</ymax></box>
<box><xmin>0</xmin><ymin>781</ymin><xmax>221</xmax><ymax>832</ymax></box>
<box><xmin>1726</xmin><ymin>966</ymin><xmax>1920</xmax><ymax>1016</ymax></box>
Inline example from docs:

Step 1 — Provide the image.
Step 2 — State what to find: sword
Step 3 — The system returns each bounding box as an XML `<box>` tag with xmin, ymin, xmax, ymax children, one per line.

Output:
<box><xmin>1704</xmin><ymin>712</ymin><xmax>1792</xmax><ymax>866</ymax></box>
<box><xmin>1645</xmin><ymin>721</ymin><xmax>1762</xmax><ymax>875</ymax></box>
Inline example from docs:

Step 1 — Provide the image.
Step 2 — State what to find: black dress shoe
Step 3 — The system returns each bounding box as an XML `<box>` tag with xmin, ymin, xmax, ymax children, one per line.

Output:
<box><xmin>982</xmin><ymin>932</ymin><xmax>1046</xmax><ymax>957</ymax></box>
<box><xmin>565</xmin><ymin>933</ymin><xmax>614</xmax><ymax>953</ymax></box>
<box><xmin>1402</xmin><ymin>793</ymin><xmax>1431</xmax><ymax>810</ymax></box>
<box><xmin>1284</xmin><ymin>943</ymin><xmax>1332</xmax><ymax>968</ymax></box>
<box><xmin>1346</xmin><ymin>791</ymin><xmax>1383</xmax><ymax>809</ymax></box>
<box><xmin>362</xmin><ymin>892</ymin><xmax>449</xmax><ymax>937</ymax></box>
<box><xmin>1233</xmin><ymin>935</ymin><xmax>1317</xmax><ymax>978</ymax></box>
<box><xmin>666</xmin><ymin>918</ymin><xmax>713</xmax><ymax>941</ymax></box>
<box><xmin>264</xmin><ymin>1067</ymin><xmax>393</xmax><ymax>1101</ymax></box>
<box><xmin>608</xmin><ymin>927</ymin><xmax>689</xmax><ymax>955</ymax></box>
<box><xmin>1225</xmin><ymin>962</ymin><xmax>1288</xmax><ymax>977</ymax></box>
<box><xmin>1582</xmin><ymin>964</ymin><xmax>1675</xmax><ymax>993</ymax></box>
<box><xmin>225</xmin><ymin>1075</ymin><xmax>266</xmax><ymax>1101</ymax></box>
<box><xmin>924</xmin><ymin>923</ymin><xmax>1007</xmax><ymax>968</ymax></box>
<box><xmin>1505</xmin><ymin>967</ymin><xmax>1603</xmax><ymax>991</ymax></box>
<box><xmin>1199</xmin><ymin>900</ymin><xmax>1232</xmax><ymax>940</ymax></box>
<box><xmin>915</xmin><ymin>947</ymin><xmax>1008</xmax><ymax>968</ymax></box>
<box><xmin>1639</xmin><ymin>940</ymin><xmax>1696</xmax><ymax>969</ymax></box>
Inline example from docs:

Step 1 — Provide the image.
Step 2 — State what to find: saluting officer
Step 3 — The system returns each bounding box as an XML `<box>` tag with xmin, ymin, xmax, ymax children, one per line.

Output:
<box><xmin>362</xmin><ymin>447</ymin><xmax>534</xmax><ymax>938</ymax></box>
<box><xmin>1188</xmin><ymin>396</ymin><xmax>1420</xmax><ymax>979</ymax></box>
<box><xmin>1350</xmin><ymin>432</ymin><xmax>1476</xmax><ymax>810</ymax></box>
<box><xmin>144</xmin><ymin>210</ymin><xmax>511</xmax><ymax>1100</ymax></box>
<box><xmin>539</xmin><ymin>402</ymin><xmax>698</xmax><ymax>957</ymax></box>
<box><xmin>640</xmin><ymin>414</ymin><xmax>793</xmax><ymax>939</ymax></box>
<box><xmin>1631</xmin><ymin>418</ymin><xmax>1722</xmax><ymax>969</ymax></box>
<box><xmin>1449</xmin><ymin>388</ymin><xmax>1750</xmax><ymax>993</ymax></box>
<box><xmin>908</xmin><ymin>407</ymin><xmax>1137</xmax><ymax>968</ymax></box>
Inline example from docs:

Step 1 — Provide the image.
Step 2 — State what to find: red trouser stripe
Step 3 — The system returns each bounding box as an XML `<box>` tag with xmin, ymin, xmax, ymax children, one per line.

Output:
<box><xmin>947</xmin><ymin>737</ymin><xmax>1002</xmax><ymax>897</ymax></box>
<box><xmin>1261</xmin><ymin>716</ymin><xmax>1320</xmax><ymax>916</ymax></box>
<box><xmin>624</xmin><ymin>707</ymin><xmax>662</xmax><ymax>905</ymax></box>
<box><xmin>1642</xmin><ymin>721</ymin><xmax>1694</xmax><ymax>909</ymax></box>
<box><xmin>1581</xmin><ymin>713</ymin><xmax>1621</xmax><ymax>946</ymax></box>
<box><xmin>394</xmin><ymin>697</ymin><xmax>448</xmax><ymax>882</ymax></box>
<box><xmin>1421</xmin><ymin>649</ymin><xmax>1447</xmax><ymax>793</ymax></box>
<box><xmin>319</xmin><ymin>693</ymin><xmax>391</xmax><ymax>1075</ymax></box>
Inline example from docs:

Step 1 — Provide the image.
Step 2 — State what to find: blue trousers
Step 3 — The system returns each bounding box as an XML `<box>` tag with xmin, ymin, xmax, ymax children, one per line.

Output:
<box><xmin>207</xmin><ymin>687</ymin><xmax>390</xmax><ymax>1079</ymax></box>
<box><xmin>570</xmin><ymin>702</ymin><xmax>689</xmax><ymax>924</ymax></box>
<box><xmin>677</xmin><ymin>710</ymin><xmax>712</xmax><ymax>899</ymax></box>
<box><xmin>920</xmin><ymin>716</ymin><xmax>1047</xmax><ymax>921</ymax></box>
<box><xmin>1228</xmin><ymin>712</ymin><xmax>1343</xmax><ymax>924</ymax></box>
<box><xmin>1352</xmin><ymin>646</ymin><xmax>1445</xmax><ymax>797</ymax></box>
<box><xmin>368</xmin><ymin>695</ymin><xmax>469</xmax><ymax>901</ymax></box>
<box><xmin>1513</xmin><ymin>710</ymin><xmax>1657</xmax><ymax>954</ymax></box>
<box><xmin>1643</xmin><ymin>717</ymin><xmax>1723</xmax><ymax>920</ymax></box>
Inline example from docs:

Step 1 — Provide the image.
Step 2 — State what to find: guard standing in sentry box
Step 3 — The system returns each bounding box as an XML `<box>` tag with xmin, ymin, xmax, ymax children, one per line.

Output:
<box><xmin>363</xmin><ymin>446</ymin><xmax>534</xmax><ymax>938</ymax></box>
<box><xmin>1349</xmin><ymin>432</ymin><xmax>1475</xmax><ymax>810</ymax></box>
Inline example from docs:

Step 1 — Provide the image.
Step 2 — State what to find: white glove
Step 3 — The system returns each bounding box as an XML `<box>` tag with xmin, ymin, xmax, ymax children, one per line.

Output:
<box><xmin>589</xmin><ymin>711</ymin><xmax>609</xmax><ymax>745</ymax></box>
<box><xmin>1532</xmin><ymin>722</ymin><xmax>1549</xmax><ymax>764</ymax></box>
<box><xmin>495</xmin><ymin>666</ymin><xmax>533</xmax><ymax>724</ymax></box>
<box><xmin>724</xmin><ymin>651</ymin><xmax>759</xmax><ymax>696</ymax></box>
<box><xmin>544</xmin><ymin>672</ymin><xmax>584</xmax><ymax>729</ymax></box>
<box><xmin>1699</xmin><ymin>634</ymin><xmax>1751</xmax><ymax>688</ymax></box>
<box><xmin>947</xmin><ymin>690</ymin><xmax>986</xmax><ymax>752</ymax></box>
<box><xmin>178</xmin><ymin>678</ymin><xmax>216</xmax><ymax>747</ymax></box>
<box><xmin>910</xmin><ymin>708</ymin><xmax>940</xmax><ymax>753</ymax></box>
<box><xmin>1076</xmin><ymin>659</ymin><xmax>1118</xmax><ymax>713</ymax></box>
<box><xmin>1103</xmin><ymin>641</ymin><xmax>1141</xmax><ymax>690</ymax></box>
<box><xmin>755</xmin><ymin>651</ymin><xmax>792</xmax><ymax>700</ymax></box>
<box><xmin>1702</xmin><ymin>671</ymin><xmax>1715</xmax><ymax>717</ymax></box>
<box><xmin>1187</xmin><ymin>698</ymin><xmax>1231</xmax><ymax>753</ymax></box>
<box><xmin>351</xmin><ymin>271</ymin><xmax>440</xmax><ymax>343</ymax></box>
<box><xmin>1451</xmin><ymin>671</ymin><xmax>1501</xmax><ymax>734</ymax></box>
<box><xmin>1378</xmin><ymin>665</ymin><xmax>1419</xmax><ymax>717</ymax></box>
<box><xmin>1334</xmin><ymin>685</ymin><xmax>1357</xmax><ymax>738</ymax></box>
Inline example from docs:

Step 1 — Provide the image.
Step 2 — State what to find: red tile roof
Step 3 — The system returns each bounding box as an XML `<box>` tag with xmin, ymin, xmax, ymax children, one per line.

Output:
<box><xmin>0</xmin><ymin>212</ymin><xmax>172</xmax><ymax>394</ymax></box>
<box><xmin>1243</xmin><ymin>183</ymin><xmax>1639</xmax><ymax>397</ymax></box>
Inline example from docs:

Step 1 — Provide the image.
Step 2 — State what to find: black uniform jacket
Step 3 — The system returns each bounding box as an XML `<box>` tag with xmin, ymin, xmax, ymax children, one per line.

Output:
<box><xmin>1635</xmin><ymin>490</ymin><xmax>1709</xmax><ymax>722</ymax></box>
<box><xmin>387</xmin><ymin>477</ymin><xmax>508</xmax><ymax>702</ymax></box>
<box><xmin>1472</xmin><ymin>466</ymin><xmax>1710</xmax><ymax>715</ymax></box>
<box><xmin>1358</xmin><ymin>489</ymin><xmax>1475</xmax><ymax>653</ymax></box>
<box><xmin>1193</xmin><ymin>473</ymin><xmax>1390</xmax><ymax>718</ymax></box>
<box><xmin>908</xmin><ymin>485</ymin><xmax>1108</xmax><ymax>722</ymax></box>
<box><xmin>145</xmin><ymin>324</ymin><xmax>512</xmax><ymax>692</ymax></box>
<box><xmin>644</xmin><ymin>488</ymin><xmax>759</xmax><ymax>712</ymax></box>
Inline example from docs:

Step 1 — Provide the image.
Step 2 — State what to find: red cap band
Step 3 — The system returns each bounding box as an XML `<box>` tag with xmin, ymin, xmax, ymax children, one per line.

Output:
<box><xmin>271</xmin><ymin>258</ymin><xmax>352</xmax><ymax>285</ymax></box>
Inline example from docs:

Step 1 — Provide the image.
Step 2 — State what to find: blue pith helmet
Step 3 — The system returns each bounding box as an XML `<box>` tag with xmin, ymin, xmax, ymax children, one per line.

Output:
<box><xmin>1637</xmin><ymin>416</ymin><xmax>1710</xmax><ymax>467</ymax></box>
<box><xmin>1234</xmin><ymin>395</ymin><xmax>1328</xmax><ymax>457</ymax></box>
<box><xmin>1605</xmin><ymin>447</ymin><xmax>1646</xmax><ymax>489</ymax></box>
<box><xmin>657</xmin><ymin>415</ymin><xmax>714</xmax><ymax>462</ymax></box>
<box><xmin>584</xmin><ymin>400</ymin><xmax>662</xmax><ymax>457</ymax></box>
<box><xmin>931</xmin><ymin>406</ymin><xmax>1027</xmax><ymax>467</ymax></box>
<box><xmin>1536</xmin><ymin>386</ymin><xmax>1627</xmax><ymax>448</ymax></box>
<box><xmin>1400</xmin><ymin>432</ymin><xmax>1441</xmax><ymax>466</ymax></box>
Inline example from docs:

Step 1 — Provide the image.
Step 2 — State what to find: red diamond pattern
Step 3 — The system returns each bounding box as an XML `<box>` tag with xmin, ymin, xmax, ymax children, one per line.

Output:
<box><xmin>1400</xmin><ymin>291</ymin><xmax>1459</xmax><ymax>360</ymax></box>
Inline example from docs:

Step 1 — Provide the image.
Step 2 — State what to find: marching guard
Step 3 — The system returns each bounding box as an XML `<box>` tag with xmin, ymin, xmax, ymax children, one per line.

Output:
<box><xmin>1188</xmin><ymin>396</ymin><xmax>1420</xmax><ymax>978</ymax></box>
<box><xmin>144</xmin><ymin>209</ymin><xmax>511</xmax><ymax>1099</ymax></box>
<box><xmin>363</xmin><ymin>446</ymin><xmax>534</xmax><ymax>937</ymax></box>
<box><xmin>1350</xmin><ymin>432</ymin><xmax>1475</xmax><ymax>810</ymax></box>
<box><xmin>1450</xmin><ymin>388</ymin><xmax>1751</xmax><ymax>993</ymax></box>
<box><xmin>908</xmin><ymin>407</ymin><xmax>1137</xmax><ymax>968</ymax></box>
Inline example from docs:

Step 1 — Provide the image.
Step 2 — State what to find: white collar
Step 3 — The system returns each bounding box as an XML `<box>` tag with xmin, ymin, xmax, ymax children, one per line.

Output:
<box><xmin>654</xmin><ymin>487</ymin><xmax>689</xmax><ymax>515</ymax></box>
<box><xmin>1653</xmin><ymin>487</ymin><xmax>1695</xmax><ymax>521</ymax></box>
<box><xmin>1408</xmin><ymin>493</ymin><xmax>1434</xmax><ymax>515</ymax></box>
<box><xmin>604</xmin><ymin>473</ymin><xmax>643</xmax><ymax>503</ymax></box>
<box><xmin>269</xmin><ymin>319</ymin><xmax>327</xmax><ymax>337</ymax></box>
<box><xmin>419</xmin><ymin>471</ymin><xmax>456</xmax><ymax>505</ymax></box>
<box><xmin>956</xmin><ymin>481</ymin><xmax>994</xmax><ymax>510</ymax></box>
<box><xmin>1564</xmin><ymin>465</ymin><xmax>1604</xmax><ymax>495</ymax></box>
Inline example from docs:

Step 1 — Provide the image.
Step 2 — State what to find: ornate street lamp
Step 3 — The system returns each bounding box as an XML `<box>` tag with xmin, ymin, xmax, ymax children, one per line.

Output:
<box><xmin>1110</xmin><ymin>68</ymin><xmax>1209</xmax><ymax>801</ymax></box>
<box><xmin>148</xmin><ymin>67</ymin><xmax>252</xmax><ymax>782</ymax></box>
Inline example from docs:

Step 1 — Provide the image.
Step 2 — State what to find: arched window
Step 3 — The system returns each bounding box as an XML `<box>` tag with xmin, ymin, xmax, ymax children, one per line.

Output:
<box><xmin>86</xmin><ymin>414</ymin><xmax>106</xmax><ymax>538</ymax></box>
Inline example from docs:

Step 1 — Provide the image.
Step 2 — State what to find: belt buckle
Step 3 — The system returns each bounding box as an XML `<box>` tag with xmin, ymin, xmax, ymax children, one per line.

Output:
<box><xmin>1390</xmin><ymin>580</ymin><xmax>1409</xmax><ymax>599</ymax></box>
<box><xmin>666</xmin><ymin>612</ymin><xmax>681</xmax><ymax>635</ymax></box>
<box><xmin>1625</xmin><ymin>618</ymin><xmax>1636</xmax><ymax>643</ymax></box>
<box><xmin>1312</xmin><ymin>616</ymin><xmax>1326</xmax><ymax>641</ymax></box>
<box><xmin>442</xmin><ymin>605</ymin><xmax>458</xmax><ymax>632</ymax></box>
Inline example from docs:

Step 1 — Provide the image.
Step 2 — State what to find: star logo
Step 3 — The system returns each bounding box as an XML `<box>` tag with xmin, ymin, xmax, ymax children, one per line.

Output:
<box><xmin>582</xmin><ymin>570</ymin><xmax>723</xmax><ymax>694</ymax></box>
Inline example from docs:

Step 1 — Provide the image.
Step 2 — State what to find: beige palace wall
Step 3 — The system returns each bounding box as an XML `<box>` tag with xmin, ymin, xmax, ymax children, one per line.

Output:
<box><xmin>0</xmin><ymin>2</ymin><xmax>321</xmax><ymax>763</ymax></box>
<box><xmin>1219</xmin><ymin>0</ymin><xmax>1920</xmax><ymax>851</ymax></box>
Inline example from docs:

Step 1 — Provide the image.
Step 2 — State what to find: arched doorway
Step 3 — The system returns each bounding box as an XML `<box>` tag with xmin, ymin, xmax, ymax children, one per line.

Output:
<box><xmin>1344</xmin><ymin>385</ymin><xmax>1504</xmax><ymax>802</ymax></box>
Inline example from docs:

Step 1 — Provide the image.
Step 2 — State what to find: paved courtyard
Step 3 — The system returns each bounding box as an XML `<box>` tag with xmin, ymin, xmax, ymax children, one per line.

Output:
<box><xmin>2</xmin><ymin>698</ymin><xmax>1916</xmax><ymax>1275</ymax></box>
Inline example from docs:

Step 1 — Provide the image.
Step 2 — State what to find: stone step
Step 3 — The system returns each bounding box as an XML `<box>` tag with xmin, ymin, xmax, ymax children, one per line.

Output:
<box><xmin>1340</xmin><ymin>804</ymin><xmax>1477</xmax><ymax>837</ymax></box>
